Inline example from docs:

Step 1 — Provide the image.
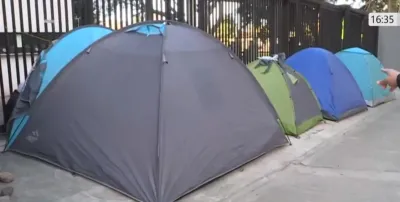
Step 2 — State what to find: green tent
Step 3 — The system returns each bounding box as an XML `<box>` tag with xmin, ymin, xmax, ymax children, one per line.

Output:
<box><xmin>248</xmin><ymin>56</ymin><xmax>323</xmax><ymax>136</ymax></box>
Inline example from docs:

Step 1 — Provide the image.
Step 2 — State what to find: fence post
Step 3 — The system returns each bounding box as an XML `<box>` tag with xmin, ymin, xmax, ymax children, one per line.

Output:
<box><xmin>145</xmin><ymin>0</ymin><xmax>153</xmax><ymax>21</ymax></box>
<box><xmin>294</xmin><ymin>0</ymin><xmax>301</xmax><ymax>53</ymax></box>
<box><xmin>72</xmin><ymin>0</ymin><xmax>94</xmax><ymax>27</ymax></box>
<box><xmin>280</xmin><ymin>0</ymin><xmax>290</xmax><ymax>54</ymax></box>
<box><xmin>197</xmin><ymin>0</ymin><xmax>206</xmax><ymax>31</ymax></box>
<box><xmin>342</xmin><ymin>6</ymin><xmax>363</xmax><ymax>49</ymax></box>
<box><xmin>317</xmin><ymin>3</ymin><xmax>344</xmax><ymax>53</ymax></box>
<box><xmin>361</xmin><ymin>15</ymin><xmax>379</xmax><ymax>56</ymax></box>
<box><xmin>177</xmin><ymin>0</ymin><xmax>185</xmax><ymax>22</ymax></box>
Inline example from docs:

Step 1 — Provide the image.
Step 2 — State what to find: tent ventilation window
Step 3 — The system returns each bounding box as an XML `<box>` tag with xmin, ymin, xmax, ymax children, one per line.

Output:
<box><xmin>125</xmin><ymin>23</ymin><xmax>167</xmax><ymax>36</ymax></box>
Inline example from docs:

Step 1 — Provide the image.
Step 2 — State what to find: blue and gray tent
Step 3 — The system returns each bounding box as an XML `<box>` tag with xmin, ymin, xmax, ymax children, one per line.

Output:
<box><xmin>4</xmin><ymin>21</ymin><xmax>288</xmax><ymax>202</ymax></box>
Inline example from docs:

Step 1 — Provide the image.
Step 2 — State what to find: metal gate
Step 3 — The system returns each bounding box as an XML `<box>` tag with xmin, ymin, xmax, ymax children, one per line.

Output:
<box><xmin>0</xmin><ymin>0</ymin><xmax>378</xmax><ymax>126</ymax></box>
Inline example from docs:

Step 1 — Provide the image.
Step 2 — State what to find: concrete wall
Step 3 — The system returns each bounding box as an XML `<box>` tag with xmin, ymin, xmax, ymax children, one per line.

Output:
<box><xmin>378</xmin><ymin>27</ymin><xmax>400</xmax><ymax>71</ymax></box>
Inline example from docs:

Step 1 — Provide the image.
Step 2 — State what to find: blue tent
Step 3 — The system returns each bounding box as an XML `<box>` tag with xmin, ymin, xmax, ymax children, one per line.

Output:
<box><xmin>336</xmin><ymin>47</ymin><xmax>396</xmax><ymax>107</ymax></box>
<box><xmin>7</xmin><ymin>25</ymin><xmax>113</xmax><ymax>148</ymax></box>
<box><xmin>286</xmin><ymin>47</ymin><xmax>367</xmax><ymax>121</ymax></box>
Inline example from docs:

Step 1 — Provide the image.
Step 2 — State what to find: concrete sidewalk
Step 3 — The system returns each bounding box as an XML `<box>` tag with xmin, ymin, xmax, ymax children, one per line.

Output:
<box><xmin>220</xmin><ymin>98</ymin><xmax>400</xmax><ymax>202</ymax></box>
<box><xmin>0</xmin><ymin>94</ymin><xmax>399</xmax><ymax>202</ymax></box>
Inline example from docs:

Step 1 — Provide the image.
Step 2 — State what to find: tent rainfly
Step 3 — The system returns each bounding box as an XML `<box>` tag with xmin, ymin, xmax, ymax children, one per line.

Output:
<box><xmin>5</xmin><ymin>21</ymin><xmax>289</xmax><ymax>202</ymax></box>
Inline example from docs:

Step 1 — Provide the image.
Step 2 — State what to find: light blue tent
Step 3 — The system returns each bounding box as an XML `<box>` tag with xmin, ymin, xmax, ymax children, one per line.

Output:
<box><xmin>7</xmin><ymin>25</ymin><xmax>113</xmax><ymax>147</ymax></box>
<box><xmin>286</xmin><ymin>47</ymin><xmax>367</xmax><ymax>121</ymax></box>
<box><xmin>336</xmin><ymin>47</ymin><xmax>396</xmax><ymax>107</ymax></box>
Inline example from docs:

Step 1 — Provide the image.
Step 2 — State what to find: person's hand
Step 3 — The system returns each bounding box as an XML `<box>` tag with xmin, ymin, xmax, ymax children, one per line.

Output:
<box><xmin>377</xmin><ymin>68</ymin><xmax>400</xmax><ymax>92</ymax></box>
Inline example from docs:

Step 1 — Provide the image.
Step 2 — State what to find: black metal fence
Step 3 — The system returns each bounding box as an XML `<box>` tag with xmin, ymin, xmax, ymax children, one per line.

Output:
<box><xmin>0</xmin><ymin>0</ymin><xmax>378</xmax><ymax>125</ymax></box>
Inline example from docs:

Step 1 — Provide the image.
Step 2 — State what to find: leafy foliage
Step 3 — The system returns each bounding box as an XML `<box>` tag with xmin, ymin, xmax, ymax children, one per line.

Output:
<box><xmin>328</xmin><ymin>0</ymin><xmax>399</xmax><ymax>12</ymax></box>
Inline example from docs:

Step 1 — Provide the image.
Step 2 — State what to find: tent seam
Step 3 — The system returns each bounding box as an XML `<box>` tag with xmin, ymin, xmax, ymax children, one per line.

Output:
<box><xmin>277</xmin><ymin>64</ymin><xmax>297</xmax><ymax>135</ymax></box>
<box><xmin>364</xmin><ymin>55</ymin><xmax>375</xmax><ymax>105</ymax></box>
<box><xmin>155</xmin><ymin>23</ymin><xmax>167</xmax><ymax>202</ymax></box>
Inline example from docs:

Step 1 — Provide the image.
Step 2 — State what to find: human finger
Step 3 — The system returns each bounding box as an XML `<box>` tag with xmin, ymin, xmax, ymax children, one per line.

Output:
<box><xmin>381</xmin><ymin>68</ymin><xmax>390</xmax><ymax>74</ymax></box>
<box><xmin>377</xmin><ymin>80</ymin><xmax>387</xmax><ymax>88</ymax></box>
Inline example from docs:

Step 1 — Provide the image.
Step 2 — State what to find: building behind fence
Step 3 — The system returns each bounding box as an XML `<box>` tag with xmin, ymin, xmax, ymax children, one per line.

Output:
<box><xmin>0</xmin><ymin>0</ymin><xmax>378</xmax><ymax>124</ymax></box>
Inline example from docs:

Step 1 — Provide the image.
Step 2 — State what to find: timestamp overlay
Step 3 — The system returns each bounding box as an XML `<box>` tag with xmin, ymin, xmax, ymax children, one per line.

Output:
<box><xmin>369</xmin><ymin>12</ymin><xmax>400</xmax><ymax>26</ymax></box>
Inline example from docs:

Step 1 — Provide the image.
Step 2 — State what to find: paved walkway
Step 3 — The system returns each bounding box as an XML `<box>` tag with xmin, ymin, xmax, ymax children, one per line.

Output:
<box><xmin>227</xmin><ymin>100</ymin><xmax>400</xmax><ymax>202</ymax></box>
<box><xmin>1</xmin><ymin>94</ymin><xmax>399</xmax><ymax>202</ymax></box>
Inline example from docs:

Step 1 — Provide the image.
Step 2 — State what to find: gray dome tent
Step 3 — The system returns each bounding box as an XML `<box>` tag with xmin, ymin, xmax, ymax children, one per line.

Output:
<box><xmin>5</xmin><ymin>21</ymin><xmax>288</xmax><ymax>202</ymax></box>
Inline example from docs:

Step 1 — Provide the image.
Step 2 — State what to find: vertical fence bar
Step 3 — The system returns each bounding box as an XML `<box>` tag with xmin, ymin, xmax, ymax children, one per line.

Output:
<box><xmin>96</xmin><ymin>0</ymin><xmax>100</xmax><ymax>24</ymax></box>
<box><xmin>129</xmin><ymin>0</ymin><xmax>133</xmax><ymax>24</ymax></box>
<box><xmin>36</xmin><ymin>0</ymin><xmax>45</xmax><ymax>53</ymax></box>
<box><xmin>50</xmin><ymin>0</ymin><xmax>55</xmax><ymax>37</ymax></box>
<box><xmin>107</xmin><ymin>0</ymin><xmax>112</xmax><ymax>28</ymax></box>
<box><xmin>0</xmin><ymin>57</ymin><xmax>5</xmax><ymax>129</ymax></box>
<box><xmin>57</xmin><ymin>0</ymin><xmax>63</xmax><ymax>36</ymax></box>
<box><xmin>43</xmin><ymin>0</ymin><xmax>49</xmax><ymax>34</ymax></box>
<box><xmin>102</xmin><ymin>0</ymin><xmax>106</xmax><ymax>26</ymax></box>
<box><xmin>10</xmin><ymin>0</ymin><xmax>21</xmax><ymax>86</ymax></box>
<box><xmin>0</xmin><ymin>0</ymin><xmax>5</xmax><ymax>125</ymax></box>
<box><xmin>206</xmin><ymin>0</ymin><xmax>211</xmax><ymax>34</ymax></box>
<box><xmin>318</xmin><ymin>4</ymin><xmax>343</xmax><ymax>53</ymax></box>
<box><xmin>223</xmin><ymin>0</ymin><xmax>227</xmax><ymax>48</ymax></box>
<box><xmin>64</xmin><ymin>0</ymin><xmax>70</xmax><ymax>31</ymax></box>
<box><xmin>252</xmin><ymin>0</ymin><xmax>256</xmax><ymax>57</ymax></box>
<box><xmin>238</xmin><ymin>0</ymin><xmax>244</xmax><ymax>60</ymax></box>
<box><xmin>145</xmin><ymin>0</ymin><xmax>153</xmax><ymax>21</ymax></box>
<box><xmin>280</xmin><ymin>0</ymin><xmax>288</xmax><ymax>54</ymax></box>
<box><xmin>194</xmin><ymin>0</ymin><xmax>198</xmax><ymax>27</ymax></box>
<box><xmin>228</xmin><ymin>0</ymin><xmax>232</xmax><ymax>51</ymax></box>
<box><xmin>343</xmin><ymin>7</ymin><xmax>363</xmax><ymax>49</ymax></box>
<box><xmin>1</xmin><ymin>1</ymin><xmax>13</xmax><ymax>96</ymax></box>
<box><xmin>198</xmin><ymin>0</ymin><xmax>204</xmax><ymax>30</ymax></box>
<box><xmin>165</xmin><ymin>0</ymin><xmax>172</xmax><ymax>20</ymax></box>
<box><xmin>119</xmin><ymin>0</ymin><xmax>123</xmax><ymax>28</ymax></box>
<box><xmin>177</xmin><ymin>0</ymin><xmax>184</xmax><ymax>22</ymax></box>
<box><xmin>113</xmin><ymin>0</ymin><xmax>117</xmax><ymax>28</ymax></box>
<box><xmin>361</xmin><ymin>16</ymin><xmax>379</xmax><ymax>55</ymax></box>
<box><xmin>125</xmin><ymin>0</ymin><xmax>128</xmax><ymax>26</ymax></box>
<box><xmin>27</xmin><ymin>0</ymin><xmax>36</xmax><ymax>67</ymax></box>
<box><xmin>270</xmin><ymin>0</ymin><xmax>276</xmax><ymax>55</ymax></box>
<box><xmin>18</xmin><ymin>0</ymin><xmax>28</xmax><ymax>79</ymax></box>
<box><xmin>243</xmin><ymin>0</ymin><xmax>248</xmax><ymax>63</ymax></box>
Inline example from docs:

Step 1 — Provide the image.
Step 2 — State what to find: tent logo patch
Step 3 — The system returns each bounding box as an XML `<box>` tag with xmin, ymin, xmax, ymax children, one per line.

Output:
<box><xmin>26</xmin><ymin>130</ymin><xmax>39</xmax><ymax>143</ymax></box>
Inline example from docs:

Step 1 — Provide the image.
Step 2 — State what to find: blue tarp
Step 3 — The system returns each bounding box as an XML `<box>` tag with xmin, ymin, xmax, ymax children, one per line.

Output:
<box><xmin>336</xmin><ymin>47</ymin><xmax>395</xmax><ymax>107</ymax></box>
<box><xmin>8</xmin><ymin>25</ymin><xmax>113</xmax><ymax>149</ymax></box>
<box><xmin>286</xmin><ymin>47</ymin><xmax>367</xmax><ymax>121</ymax></box>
